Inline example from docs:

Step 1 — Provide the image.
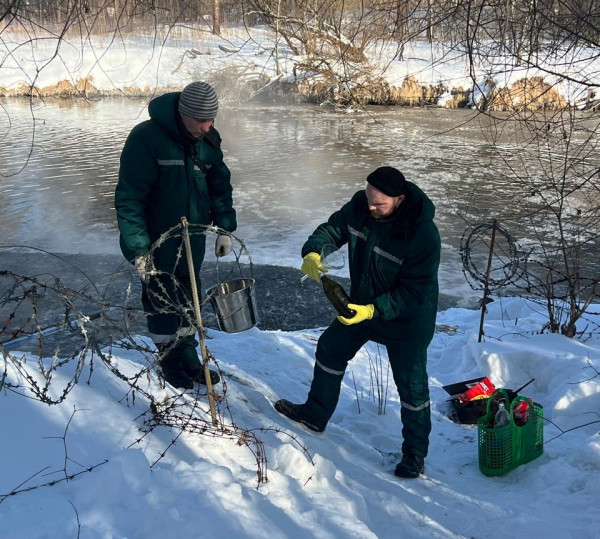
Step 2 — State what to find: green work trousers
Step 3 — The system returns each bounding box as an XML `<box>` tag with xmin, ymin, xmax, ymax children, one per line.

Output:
<box><xmin>141</xmin><ymin>272</ymin><xmax>202</xmax><ymax>384</ymax></box>
<box><xmin>141</xmin><ymin>272</ymin><xmax>197</xmax><ymax>341</ymax></box>
<box><xmin>306</xmin><ymin>319</ymin><xmax>432</xmax><ymax>457</ymax></box>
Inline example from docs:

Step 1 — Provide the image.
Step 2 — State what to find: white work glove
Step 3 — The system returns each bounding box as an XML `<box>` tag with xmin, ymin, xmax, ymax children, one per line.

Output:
<box><xmin>215</xmin><ymin>234</ymin><xmax>233</xmax><ymax>257</ymax></box>
<box><xmin>134</xmin><ymin>254</ymin><xmax>153</xmax><ymax>283</ymax></box>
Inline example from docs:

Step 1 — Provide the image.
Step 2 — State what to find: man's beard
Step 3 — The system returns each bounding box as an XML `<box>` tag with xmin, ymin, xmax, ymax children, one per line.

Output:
<box><xmin>371</xmin><ymin>208</ymin><xmax>394</xmax><ymax>220</ymax></box>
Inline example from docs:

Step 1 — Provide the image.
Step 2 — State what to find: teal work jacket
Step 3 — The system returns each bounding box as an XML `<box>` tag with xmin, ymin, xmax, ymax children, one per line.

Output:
<box><xmin>302</xmin><ymin>183</ymin><xmax>440</xmax><ymax>343</ymax></box>
<box><xmin>115</xmin><ymin>92</ymin><xmax>236</xmax><ymax>273</ymax></box>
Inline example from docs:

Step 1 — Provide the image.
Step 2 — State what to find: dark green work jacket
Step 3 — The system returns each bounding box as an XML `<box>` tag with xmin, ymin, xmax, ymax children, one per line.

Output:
<box><xmin>302</xmin><ymin>183</ymin><xmax>440</xmax><ymax>343</ymax></box>
<box><xmin>115</xmin><ymin>92</ymin><xmax>236</xmax><ymax>273</ymax></box>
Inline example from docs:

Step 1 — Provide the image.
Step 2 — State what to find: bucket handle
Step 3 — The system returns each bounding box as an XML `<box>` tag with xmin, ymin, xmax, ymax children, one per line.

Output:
<box><xmin>215</xmin><ymin>245</ymin><xmax>253</xmax><ymax>284</ymax></box>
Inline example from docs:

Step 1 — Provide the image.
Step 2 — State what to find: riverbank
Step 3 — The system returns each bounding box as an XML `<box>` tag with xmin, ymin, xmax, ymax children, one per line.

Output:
<box><xmin>0</xmin><ymin>70</ymin><xmax>576</xmax><ymax>112</ymax></box>
<box><xmin>1</xmin><ymin>25</ymin><xmax>596</xmax><ymax>111</ymax></box>
<box><xmin>0</xmin><ymin>252</ymin><xmax>462</xmax><ymax>350</ymax></box>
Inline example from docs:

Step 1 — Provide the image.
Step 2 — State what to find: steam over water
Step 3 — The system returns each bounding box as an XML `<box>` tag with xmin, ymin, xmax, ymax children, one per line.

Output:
<box><xmin>2</xmin><ymin>98</ymin><xmax>585</xmax><ymax>313</ymax></box>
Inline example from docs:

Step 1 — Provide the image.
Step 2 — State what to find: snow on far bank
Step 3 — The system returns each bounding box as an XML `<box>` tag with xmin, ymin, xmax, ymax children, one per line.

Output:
<box><xmin>1</xmin><ymin>25</ymin><xmax>596</xmax><ymax>108</ymax></box>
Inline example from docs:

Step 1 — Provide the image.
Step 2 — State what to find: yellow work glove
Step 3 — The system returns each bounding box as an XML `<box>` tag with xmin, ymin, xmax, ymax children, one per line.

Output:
<box><xmin>301</xmin><ymin>252</ymin><xmax>327</xmax><ymax>282</ymax></box>
<box><xmin>338</xmin><ymin>303</ymin><xmax>375</xmax><ymax>325</ymax></box>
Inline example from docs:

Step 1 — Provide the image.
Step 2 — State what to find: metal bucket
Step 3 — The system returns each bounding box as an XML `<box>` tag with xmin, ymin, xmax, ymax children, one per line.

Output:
<box><xmin>206</xmin><ymin>278</ymin><xmax>259</xmax><ymax>333</ymax></box>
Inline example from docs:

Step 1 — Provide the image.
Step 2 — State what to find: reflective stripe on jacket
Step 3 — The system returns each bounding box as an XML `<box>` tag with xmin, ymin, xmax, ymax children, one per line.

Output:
<box><xmin>115</xmin><ymin>92</ymin><xmax>236</xmax><ymax>272</ymax></box>
<box><xmin>302</xmin><ymin>183</ymin><xmax>440</xmax><ymax>343</ymax></box>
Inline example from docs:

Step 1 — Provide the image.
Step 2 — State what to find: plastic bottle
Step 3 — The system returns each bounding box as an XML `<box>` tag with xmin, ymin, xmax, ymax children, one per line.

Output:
<box><xmin>493</xmin><ymin>401</ymin><xmax>510</xmax><ymax>428</ymax></box>
<box><xmin>321</xmin><ymin>275</ymin><xmax>356</xmax><ymax>318</ymax></box>
<box><xmin>513</xmin><ymin>399</ymin><xmax>532</xmax><ymax>426</ymax></box>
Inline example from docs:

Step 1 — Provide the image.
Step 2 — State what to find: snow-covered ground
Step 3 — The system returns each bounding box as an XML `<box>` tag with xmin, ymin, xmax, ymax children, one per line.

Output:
<box><xmin>2</xmin><ymin>297</ymin><xmax>599</xmax><ymax>538</ymax></box>
<box><xmin>1</xmin><ymin>24</ymin><xmax>599</xmax><ymax>539</ymax></box>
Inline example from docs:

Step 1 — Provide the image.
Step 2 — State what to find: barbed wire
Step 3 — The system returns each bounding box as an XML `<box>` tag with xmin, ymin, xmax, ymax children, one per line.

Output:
<box><xmin>460</xmin><ymin>220</ymin><xmax>524</xmax><ymax>291</ymax></box>
<box><xmin>0</xmin><ymin>222</ymin><xmax>292</xmax><ymax>491</ymax></box>
<box><xmin>459</xmin><ymin>218</ymin><xmax>600</xmax><ymax>340</ymax></box>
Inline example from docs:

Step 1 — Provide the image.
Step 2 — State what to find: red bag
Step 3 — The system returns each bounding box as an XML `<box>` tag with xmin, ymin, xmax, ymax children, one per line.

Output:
<box><xmin>458</xmin><ymin>377</ymin><xmax>495</xmax><ymax>403</ymax></box>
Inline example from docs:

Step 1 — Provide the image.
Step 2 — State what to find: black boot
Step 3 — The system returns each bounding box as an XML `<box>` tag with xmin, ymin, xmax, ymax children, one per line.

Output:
<box><xmin>162</xmin><ymin>370</ymin><xmax>194</xmax><ymax>390</ymax></box>
<box><xmin>191</xmin><ymin>367</ymin><xmax>221</xmax><ymax>386</ymax></box>
<box><xmin>157</xmin><ymin>343</ymin><xmax>195</xmax><ymax>389</ymax></box>
<box><xmin>394</xmin><ymin>453</ymin><xmax>425</xmax><ymax>479</ymax></box>
<box><xmin>178</xmin><ymin>337</ymin><xmax>220</xmax><ymax>385</ymax></box>
<box><xmin>274</xmin><ymin>399</ymin><xmax>327</xmax><ymax>433</ymax></box>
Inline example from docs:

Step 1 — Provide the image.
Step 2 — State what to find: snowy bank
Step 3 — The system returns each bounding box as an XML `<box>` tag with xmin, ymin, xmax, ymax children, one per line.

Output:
<box><xmin>1</xmin><ymin>297</ymin><xmax>599</xmax><ymax>538</ymax></box>
<box><xmin>1</xmin><ymin>26</ymin><xmax>593</xmax><ymax>110</ymax></box>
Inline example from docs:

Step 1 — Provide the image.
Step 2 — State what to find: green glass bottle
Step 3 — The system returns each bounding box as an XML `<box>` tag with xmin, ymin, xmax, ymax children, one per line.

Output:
<box><xmin>321</xmin><ymin>275</ymin><xmax>356</xmax><ymax>318</ymax></box>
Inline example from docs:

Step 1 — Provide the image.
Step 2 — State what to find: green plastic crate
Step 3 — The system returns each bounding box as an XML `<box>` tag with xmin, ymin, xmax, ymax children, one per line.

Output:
<box><xmin>478</xmin><ymin>388</ymin><xmax>543</xmax><ymax>476</ymax></box>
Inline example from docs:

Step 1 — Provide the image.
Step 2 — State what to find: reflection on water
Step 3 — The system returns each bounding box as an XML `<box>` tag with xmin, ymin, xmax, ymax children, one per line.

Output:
<box><xmin>0</xmin><ymin>99</ymin><xmax>131</xmax><ymax>253</ymax></box>
<box><xmin>3</xmin><ymin>98</ymin><xmax>592</xmax><ymax>307</ymax></box>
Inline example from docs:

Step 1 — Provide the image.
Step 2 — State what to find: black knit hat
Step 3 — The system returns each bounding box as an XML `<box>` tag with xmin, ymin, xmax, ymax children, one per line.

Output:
<box><xmin>178</xmin><ymin>81</ymin><xmax>219</xmax><ymax>119</ymax></box>
<box><xmin>366</xmin><ymin>166</ymin><xmax>407</xmax><ymax>197</ymax></box>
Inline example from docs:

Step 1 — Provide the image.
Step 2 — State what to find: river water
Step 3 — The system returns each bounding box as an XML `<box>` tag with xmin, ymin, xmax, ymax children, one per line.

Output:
<box><xmin>0</xmin><ymin>98</ymin><xmax>590</xmax><ymax>334</ymax></box>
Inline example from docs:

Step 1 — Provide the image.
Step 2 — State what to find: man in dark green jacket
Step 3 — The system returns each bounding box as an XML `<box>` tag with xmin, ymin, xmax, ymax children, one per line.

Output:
<box><xmin>115</xmin><ymin>81</ymin><xmax>236</xmax><ymax>390</ymax></box>
<box><xmin>275</xmin><ymin>166</ymin><xmax>440</xmax><ymax>479</ymax></box>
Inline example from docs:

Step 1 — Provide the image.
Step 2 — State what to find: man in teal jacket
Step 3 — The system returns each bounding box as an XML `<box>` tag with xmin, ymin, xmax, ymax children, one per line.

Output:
<box><xmin>115</xmin><ymin>81</ymin><xmax>236</xmax><ymax>390</ymax></box>
<box><xmin>275</xmin><ymin>166</ymin><xmax>440</xmax><ymax>479</ymax></box>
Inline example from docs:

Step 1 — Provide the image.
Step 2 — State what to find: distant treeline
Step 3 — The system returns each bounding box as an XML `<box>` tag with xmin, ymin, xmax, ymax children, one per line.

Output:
<box><xmin>3</xmin><ymin>0</ymin><xmax>599</xmax><ymax>108</ymax></box>
<box><xmin>6</xmin><ymin>1</ymin><xmax>600</xmax><ymax>47</ymax></box>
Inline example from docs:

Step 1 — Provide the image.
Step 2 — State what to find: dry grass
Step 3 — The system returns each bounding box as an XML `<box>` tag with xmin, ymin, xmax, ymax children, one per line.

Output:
<box><xmin>0</xmin><ymin>73</ymin><xmax>571</xmax><ymax>111</ymax></box>
<box><xmin>0</xmin><ymin>20</ymin><xmax>572</xmax><ymax>111</ymax></box>
<box><xmin>391</xmin><ymin>76</ymin><xmax>422</xmax><ymax>106</ymax></box>
<box><xmin>487</xmin><ymin>76</ymin><xmax>567</xmax><ymax>111</ymax></box>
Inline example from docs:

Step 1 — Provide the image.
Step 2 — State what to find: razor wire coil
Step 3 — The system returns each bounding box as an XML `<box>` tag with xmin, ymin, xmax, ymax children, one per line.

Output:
<box><xmin>460</xmin><ymin>221</ymin><xmax>522</xmax><ymax>290</ymax></box>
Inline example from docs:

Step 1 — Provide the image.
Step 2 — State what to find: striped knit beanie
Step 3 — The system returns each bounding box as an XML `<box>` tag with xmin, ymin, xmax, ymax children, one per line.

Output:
<box><xmin>178</xmin><ymin>81</ymin><xmax>219</xmax><ymax>119</ymax></box>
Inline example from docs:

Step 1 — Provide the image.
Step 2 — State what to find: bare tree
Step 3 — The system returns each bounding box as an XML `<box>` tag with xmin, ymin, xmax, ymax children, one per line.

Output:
<box><xmin>213</xmin><ymin>0</ymin><xmax>221</xmax><ymax>35</ymax></box>
<box><xmin>478</xmin><ymin>108</ymin><xmax>600</xmax><ymax>336</ymax></box>
<box><xmin>457</xmin><ymin>0</ymin><xmax>600</xmax><ymax>336</ymax></box>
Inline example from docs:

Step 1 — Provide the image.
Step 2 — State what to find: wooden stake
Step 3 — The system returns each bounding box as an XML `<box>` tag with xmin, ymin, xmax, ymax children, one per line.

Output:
<box><xmin>478</xmin><ymin>220</ymin><xmax>497</xmax><ymax>343</ymax></box>
<box><xmin>181</xmin><ymin>217</ymin><xmax>218</xmax><ymax>425</ymax></box>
